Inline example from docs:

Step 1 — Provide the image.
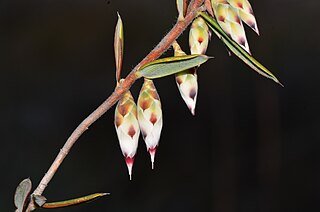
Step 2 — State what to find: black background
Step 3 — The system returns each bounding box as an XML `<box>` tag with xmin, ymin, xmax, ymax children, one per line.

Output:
<box><xmin>1</xmin><ymin>0</ymin><xmax>320</xmax><ymax>211</ymax></box>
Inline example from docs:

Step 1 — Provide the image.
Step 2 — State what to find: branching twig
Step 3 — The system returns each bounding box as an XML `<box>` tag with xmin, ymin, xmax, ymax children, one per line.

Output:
<box><xmin>25</xmin><ymin>1</ymin><xmax>205</xmax><ymax>211</ymax></box>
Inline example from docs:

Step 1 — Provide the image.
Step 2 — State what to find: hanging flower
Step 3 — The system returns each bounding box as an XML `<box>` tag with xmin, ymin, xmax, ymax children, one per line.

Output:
<box><xmin>211</xmin><ymin>0</ymin><xmax>250</xmax><ymax>53</ymax></box>
<box><xmin>227</xmin><ymin>0</ymin><xmax>259</xmax><ymax>34</ymax></box>
<box><xmin>114</xmin><ymin>88</ymin><xmax>140</xmax><ymax>180</ymax></box>
<box><xmin>211</xmin><ymin>0</ymin><xmax>259</xmax><ymax>53</ymax></box>
<box><xmin>137</xmin><ymin>78</ymin><xmax>163</xmax><ymax>169</ymax></box>
<box><xmin>189</xmin><ymin>17</ymin><xmax>210</xmax><ymax>55</ymax></box>
<box><xmin>172</xmin><ymin>41</ymin><xmax>198</xmax><ymax>115</ymax></box>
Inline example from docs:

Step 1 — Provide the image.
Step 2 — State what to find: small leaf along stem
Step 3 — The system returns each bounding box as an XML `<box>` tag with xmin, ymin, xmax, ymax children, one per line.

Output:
<box><xmin>25</xmin><ymin>1</ymin><xmax>205</xmax><ymax>211</ymax></box>
<box><xmin>41</xmin><ymin>193</ymin><xmax>109</xmax><ymax>209</ymax></box>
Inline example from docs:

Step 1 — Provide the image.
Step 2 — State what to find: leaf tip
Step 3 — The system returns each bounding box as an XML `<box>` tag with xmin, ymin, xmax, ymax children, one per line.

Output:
<box><xmin>275</xmin><ymin>79</ymin><xmax>284</xmax><ymax>87</ymax></box>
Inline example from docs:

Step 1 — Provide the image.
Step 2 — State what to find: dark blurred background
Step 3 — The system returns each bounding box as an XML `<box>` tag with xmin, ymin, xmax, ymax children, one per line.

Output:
<box><xmin>1</xmin><ymin>0</ymin><xmax>320</xmax><ymax>211</ymax></box>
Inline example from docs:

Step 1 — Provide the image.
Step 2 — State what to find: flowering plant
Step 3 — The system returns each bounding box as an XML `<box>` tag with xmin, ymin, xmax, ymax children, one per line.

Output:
<box><xmin>14</xmin><ymin>0</ymin><xmax>282</xmax><ymax>211</ymax></box>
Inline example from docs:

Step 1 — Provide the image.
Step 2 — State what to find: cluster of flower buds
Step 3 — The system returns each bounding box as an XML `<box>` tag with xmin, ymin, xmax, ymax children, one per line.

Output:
<box><xmin>173</xmin><ymin>4</ymin><xmax>211</xmax><ymax>115</ymax></box>
<box><xmin>112</xmin><ymin>0</ymin><xmax>261</xmax><ymax>180</ymax></box>
<box><xmin>113</xmin><ymin>14</ymin><xmax>163</xmax><ymax>180</ymax></box>
<box><xmin>211</xmin><ymin>0</ymin><xmax>259</xmax><ymax>53</ymax></box>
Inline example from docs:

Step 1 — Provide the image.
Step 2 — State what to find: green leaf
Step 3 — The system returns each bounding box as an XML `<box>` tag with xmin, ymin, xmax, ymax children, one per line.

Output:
<box><xmin>137</xmin><ymin>55</ymin><xmax>210</xmax><ymax>79</ymax></box>
<box><xmin>200</xmin><ymin>12</ymin><xmax>283</xmax><ymax>86</ymax></box>
<box><xmin>14</xmin><ymin>178</ymin><xmax>32</xmax><ymax>212</ymax></box>
<box><xmin>41</xmin><ymin>193</ymin><xmax>109</xmax><ymax>209</ymax></box>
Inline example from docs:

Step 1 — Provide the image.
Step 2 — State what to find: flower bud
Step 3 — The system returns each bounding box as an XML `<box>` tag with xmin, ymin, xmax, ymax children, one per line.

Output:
<box><xmin>137</xmin><ymin>79</ymin><xmax>163</xmax><ymax>169</ymax></box>
<box><xmin>211</xmin><ymin>0</ymin><xmax>250</xmax><ymax>53</ymax></box>
<box><xmin>114</xmin><ymin>88</ymin><xmax>140</xmax><ymax>180</ymax></box>
<box><xmin>189</xmin><ymin>17</ymin><xmax>210</xmax><ymax>55</ymax></box>
<box><xmin>176</xmin><ymin>0</ymin><xmax>187</xmax><ymax>21</ymax></box>
<box><xmin>227</xmin><ymin>0</ymin><xmax>259</xmax><ymax>34</ymax></box>
<box><xmin>114</xmin><ymin>12</ymin><xmax>124</xmax><ymax>82</ymax></box>
<box><xmin>172</xmin><ymin>41</ymin><xmax>198</xmax><ymax>115</ymax></box>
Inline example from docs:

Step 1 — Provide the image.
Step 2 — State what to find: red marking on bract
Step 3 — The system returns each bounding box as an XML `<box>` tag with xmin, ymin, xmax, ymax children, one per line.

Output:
<box><xmin>235</xmin><ymin>16</ymin><xmax>241</xmax><ymax>24</ymax></box>
<box><xmin>189</xmin><ymin>88</ymin><xmax>197</xmax><ymax>100</ymax></box>
<box><xmin>248</xmin><ymin>21</ymin><xmax>256</xmax><ymax>29</ymax></box>
<box><xmin>188</xmin><ymin>67</ymin><xmax>196</xmax><ymax>75</ymax></box>
<box><xmin>198</xmin><ymin>37</ymin><xmax>204</xmax><ymax>44</ymax></box>
<box><xmin>237</xmin><ymin>2</ymin><xmax>243</xmax><ymax>9</ymax></box>
<box><xmin>148</xmin><ymin>147</ymin><xmax>157</xmax><ymax>155</ymax></box>
<box><xmin>218</xmin><ymin>16</ymin><xmax>225</xmax><ymax>22</ymax></box>
<box><xmin>150</xmin><ymin>113</ymin><xmax>157</xmax><ymax>125</ymax></box>
<box><xmin>125</xmin><ymin>156</ymin><xmax>135</xmax><ymax>166</ymax></box>
<box><xmin>176</xmin><ymin>77</ymin><xmax>183</xmax><ymax>85</ymax></box>
<box><xmin>148</xmin><ymin>147</ymin><xmax>157</xmax><ymax>169</ymax></box>
<box><xmin>149</xmin><ymin>89</ymin><xmax>160</xmax><ymax>100</ymax></box>
<box><xmin>118</xmin><ymin>105</ymin><xmax>129</xmax><ymax>116</ymax></box>
<box><xmin>125</xmin><ymin>156</ymin><xmax>135</xmax><ymax>179</ymax></box>
<box><xmin>128</xmin><ymin>126</ymin><xmax>136</xmax><ymax>138</ymax></box>
<box><xmin>140</xmin><ymin>100</ymin><xmax>151</xmax><ymax>111</ymax></box>
<box><xmin>141</xmin><ymin>129</ymin><xmax>147</xmax><ymax>139</ymax></box>
<box><xmin>115</xmin><ymin>116</ymin><xmax>123</xmax><ymax>128</ymax></box>
<box><xmin>238</xmin><ymin>37</ymin><xmax>246</xmax><ymax>46</ymax></box>
<box><xmin>249</xmin><ymin>7</ymin><xmax>254</xmax><ymax>15</ymax></box>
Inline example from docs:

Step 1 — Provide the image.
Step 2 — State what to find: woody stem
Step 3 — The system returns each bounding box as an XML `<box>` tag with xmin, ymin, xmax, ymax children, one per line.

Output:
<box><xmin>25</xmin><ymin>0</ymin><xmax>205</xmax><ymax>211</ymax></box>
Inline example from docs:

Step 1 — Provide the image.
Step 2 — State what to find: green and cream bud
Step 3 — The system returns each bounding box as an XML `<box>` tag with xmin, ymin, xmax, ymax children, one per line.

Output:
<box><xmin>227</xmin><ymin>0</ymin><xmax>259</xmax><ymax>34</ymax></box>
<box><xmin>137</xmin><ymin>79</ymin><xmax>163</xmax><ymax>169</ymax></box>
<box><xmin>172</xmin><ymin>41</ymin><xmax>198</xmax><ymax>115</ymax></box>
<box><xmin>211</xmin><ymin>0</ymin><xmax>251</xmax><ymax>53</ymax></box>
<box><xmin>114</xmin><ymin>88</ymin><xmax>140</xmax><ymax>180</ymax></box>
<box><xmin>189</xmin><ymin>17</ymin><xmax>210</xmax><ymax>55</ymax></box>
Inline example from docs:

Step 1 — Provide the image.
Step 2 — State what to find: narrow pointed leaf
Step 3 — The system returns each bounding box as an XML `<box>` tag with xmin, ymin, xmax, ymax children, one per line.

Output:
<box><xmin>14</xmin><ymin>178</ymin><xmax>32</xmax><ymax>212</ymax></box>
<box><xmin>114</xmin><ymin>12</ymin><xmax>124</xmax><ymax>82</ymax></box>
<box><xmin>41</xmin><ymin>193</ymin><xmax>109</xmax><ymax>209</ymax></box>
<box><xmin>137</xmin><ymin>55</ymin><xmax>210</xmax><ymax>79</ymax></box>
<box><xmin>200</xmin><ymin>12</ymin><xmax>282</xmax><ymax>86</ymax></box>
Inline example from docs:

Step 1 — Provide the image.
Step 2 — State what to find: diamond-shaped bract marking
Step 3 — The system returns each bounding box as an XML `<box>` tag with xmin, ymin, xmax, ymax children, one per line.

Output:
<box><xmin>137</xmin><ymin>79</ymin><xmax>163</xmax><ymax>169</ymax></box>
<box><xmin>172</xmin><ymin>41</ymin><xmax>198</xmax><ymax>115</ymax></box>
<box><xmin>211</xmin><ymin>0</ymin><xmax>250</xmax><ymax>53</ymax></box>
<box><xmin>189</xmin><ymin>17</ymin><xmax>210</xmax><ymax>55</ymax></box>
<box><xmin>227</xmin><ymin>0</ymin><xmax>259</xmax><ymax>34</ymax></box>
<box><xmin>114</xmin><ymin>89</ymin><xmax>140</xmax><ymax>180</ymax></box>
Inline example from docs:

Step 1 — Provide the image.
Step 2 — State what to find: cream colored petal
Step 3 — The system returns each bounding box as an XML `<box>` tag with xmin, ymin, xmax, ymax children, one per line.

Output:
<box><xmin>176</xmin><ymin>72</ymin><xmax>198</xmax><ymax>115</ymax></box>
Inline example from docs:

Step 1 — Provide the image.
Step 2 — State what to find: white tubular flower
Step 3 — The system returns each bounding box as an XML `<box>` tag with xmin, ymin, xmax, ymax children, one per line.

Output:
<box><xmin>175</xmin><ymin>68</ymin><xmax>198</xmax><ymax>115</ymax></box>
<box><xmin>211</xmin><ymin>0</ymin><xmax>251</xmax><ymax>53</ymax></box>
<box><xmin>172</xmin><ymin>41</ymin><xmax>198</xmax><ymax>115</ymax></box>
<box><xmin>137</xmin><ymin>78</ymin><xmax>163</xmax><ymax>169</ymax></box>
<box><xmin>227</xmin><ymin>0</ymin><xmax>259</xmax><ymax>34</ymax></box>
<box><xmin>114</xmin><ymin>89</ymin><xmax>140</xmax><ymax>180</ymax></box>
